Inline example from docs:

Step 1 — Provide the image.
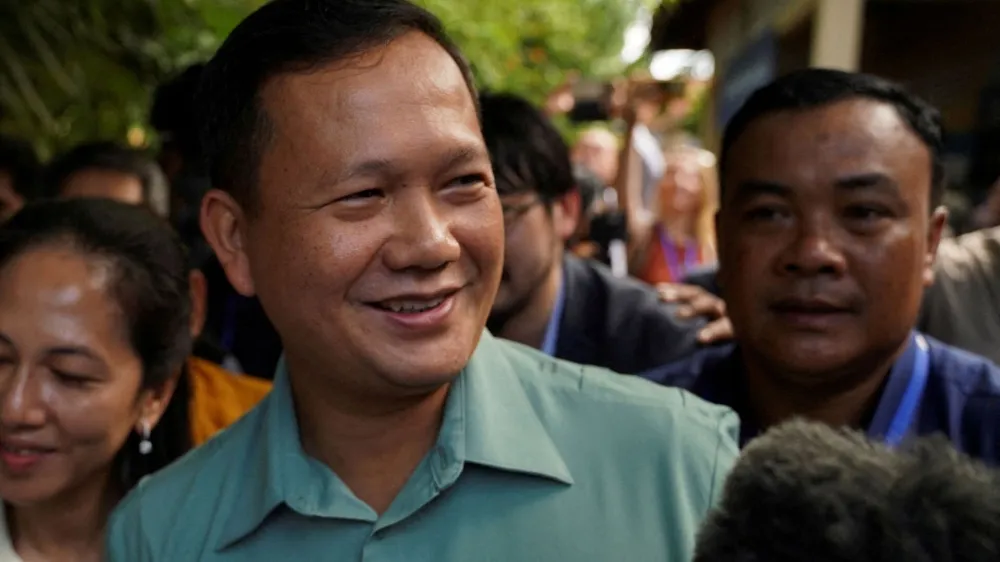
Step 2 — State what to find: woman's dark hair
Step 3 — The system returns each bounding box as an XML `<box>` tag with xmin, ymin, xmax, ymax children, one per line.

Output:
<box><xmin>198</xmin><ymin>0</ymin><xmax>477</xmax><ymax>211</ymax></box>
<box><xmin>0</xmin><ymin>198</ymin><xmax>192</xmax><ymax>490</ymax></box>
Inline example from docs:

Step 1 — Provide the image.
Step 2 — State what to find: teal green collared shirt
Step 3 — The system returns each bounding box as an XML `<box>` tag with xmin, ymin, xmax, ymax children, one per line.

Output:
<box><xmin>106</xmin><ymin>332</ymin><xmax>739</xmax><ymax>561</ymax></box>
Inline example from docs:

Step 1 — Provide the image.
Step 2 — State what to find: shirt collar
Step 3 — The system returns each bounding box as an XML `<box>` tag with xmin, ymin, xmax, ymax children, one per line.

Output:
<box><xmin>461</xmin><ymin>331</ymin><xmax>574</xmax><ymax>484</ymax></box>
<box><xmin>217</xmin><ymin>358</ymin><xmax>370</xmax><ymax>550</ymax></box>
<box><xmin>216</xmin><ymin>331</ymin><xmax>572</xmax><ymax>550</ymax></box>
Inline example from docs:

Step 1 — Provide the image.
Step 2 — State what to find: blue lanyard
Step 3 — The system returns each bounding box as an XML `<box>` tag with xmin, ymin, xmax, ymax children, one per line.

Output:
<box><xmin>657</xmin><ymin>226</ymin><xmax>698</xmax><ymax>281</ymax></box>
<box><xmin>541</xmin><ymin>274</ymin><xmax>566</xmax><ymax>356</ymax></box>
<box><xmin>883</xmin><ymin>335</ymin><xmax>930</xmax><ymax>447</ymax></box>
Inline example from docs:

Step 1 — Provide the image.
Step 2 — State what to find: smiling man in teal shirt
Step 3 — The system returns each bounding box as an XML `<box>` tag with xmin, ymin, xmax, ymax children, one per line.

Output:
<box><xmin>105</xmin><ymin>0</ymin><xmax>738</xmax><ymax>560</ymax></box>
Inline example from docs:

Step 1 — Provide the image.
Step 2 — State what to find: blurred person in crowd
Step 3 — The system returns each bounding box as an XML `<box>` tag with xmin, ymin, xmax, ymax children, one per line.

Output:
<box><xmin>616</xmin><ymin>81</ymin><xmax>669</xmax><ymax>209</ymax></box>
<box><xmin>0</xmin><ymin>137</ymin><xmax>42</xmax><ymax>222</ymax></box>
<box><xmin>106</xmin><ymin>1</ymin><xmax>739</xmax><ymax>560</ymax></box>
<box><xmin>567</xmin><ymin>164</ymin><xmax>629</xmax><ymax>270</ymax></box>
<box><xmin>482</xmin><ymin>92</ymin><xmax>704</xmax><ymax>373</ymax></box>
<box><xmin>47</xmin><ymin>142</ymin><xmax>170</xmax><ymax>218</ymax></box>
<box><xmin>695</xmin><ymin>419</ymin><xmax>1000</xmax><ymax>562</ymax></box>
<box><xmin>572</xmin><ymin>126</ymin><xmax>618</xmax><ymax>187</ymax></box>
<box><xmin>150</xmin><ymin>63</ymin><xmax>206</xmax><ymax>186</ymax></box>
<box><xmin>568</xmin><ymin>163</ymin><xmax>604</xmax><ymax>255</ymax></box>
<box><xmin>643</xmin><ymin>69</ymin><xmax>1000</xmax><ymax>463</ymax></box>
<box><xmin>968</xmin><ymin>175</ymin><xmax>1000</xmax><ymax>231</ymax></box>
<box><xmin>918</xmin><ymin>225</ymin><xmax>1000</xmax><ymax>364</ymax></box>
<box><xmin>0</xmin><ymin>199</ymin><xmax>192</xmax><ymax>562</ymax></box>
<box><xmin>546</xmin><ymin>76</ymin><xmax>668</xmax><ymax>208</ymax></box>
<box><xmin>150</xmin><ymin>63</ymin><xmax>214</xmax><ymax>265</ymax></box>
<box><xmin>151</xmin><ymin>61</ymin><xmax>284</xmax><ymax>380</ymax></box>
<box><xmin>626</xmin><ymin>146</ymin><xmax>719</xmax><ymax>285</ymax></box>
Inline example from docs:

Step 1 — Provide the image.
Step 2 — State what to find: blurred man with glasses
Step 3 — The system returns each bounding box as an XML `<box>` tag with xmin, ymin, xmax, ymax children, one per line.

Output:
<box><xmin>483</xmin><ymin>93</ymin><xmax>704</xmax><ymax>373</ymax></box>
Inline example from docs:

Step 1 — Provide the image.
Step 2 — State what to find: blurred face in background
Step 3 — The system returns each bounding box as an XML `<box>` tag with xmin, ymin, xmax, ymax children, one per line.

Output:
<box><xmin>490</xmin><ymin>189</ymin><xmax>578</xmax><ymax>324</ymax></box>
<box><xmin>717</xmin><ymin>98</ymin><xmax>946</xmax><ymax>387</ymax></box>
<box><xmin>657</xmin><ymin>155</ymin><xmax>705</xmax><ymax>224</ymax></box>
<box><xmin>0</xmin><ymin>246</ymin><xmax>170</xmax><ymax>507</ymax></box>
<box><xmin>572</xmin><ymin>129</ymin><xmax>618</xmax><ymax>186</ymax></box>
<box><xmin>59</xmin><ymin>168</ymin><xmax>144</xmax><ymax>207</ymax></box>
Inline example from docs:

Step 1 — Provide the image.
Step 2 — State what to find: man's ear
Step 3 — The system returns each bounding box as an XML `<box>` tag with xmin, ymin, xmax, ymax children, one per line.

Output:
<box><xmin>200</xmin><ymin>189</ymin><xmax>256</xmax><ymax>297</ymax></box>
<box><xmin>552</xmin><ymin>189</ymin><xmax>582</xmax><ymax>243</ymax></box>
<box><xmin>923</xmin><ymin>206</ymin><xmax>949</xmax><ymax>287</ymax></box>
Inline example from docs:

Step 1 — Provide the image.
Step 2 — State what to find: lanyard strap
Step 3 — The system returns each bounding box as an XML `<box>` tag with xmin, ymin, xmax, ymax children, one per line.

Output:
<box><xmin>884</xmin><ymin>335</ymin><xmax>930</xmax><ymax>447</ymax></box>
<box><xmin>541</xmin><ymin>274</ymin><xmax>566</xmax><ymax>356</ymax></box>
<box><xmin>658</xmin><ymin>226</ymin><xmax>698</xmax><ymax>282</ymax></box>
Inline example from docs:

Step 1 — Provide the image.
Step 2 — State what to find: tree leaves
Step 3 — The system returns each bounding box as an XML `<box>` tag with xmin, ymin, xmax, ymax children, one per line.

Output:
<box><xmin>0</xmin><ymin>0</ymin><xmax>653</xmax><ymax>158</ymax></box>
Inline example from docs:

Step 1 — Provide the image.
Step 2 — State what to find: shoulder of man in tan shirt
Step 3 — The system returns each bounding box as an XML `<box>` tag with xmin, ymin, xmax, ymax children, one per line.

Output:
<box><xmin>920</xmin><ymin>226</ymin><xmax>1000</xmax><ymax>364</ymax></box>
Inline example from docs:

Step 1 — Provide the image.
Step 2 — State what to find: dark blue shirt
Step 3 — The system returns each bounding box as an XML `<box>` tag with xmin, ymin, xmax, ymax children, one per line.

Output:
<box><xmin>640</xmin><ymin>332</ymin><xmax>1000</xmax><ymax>465</ymax></box>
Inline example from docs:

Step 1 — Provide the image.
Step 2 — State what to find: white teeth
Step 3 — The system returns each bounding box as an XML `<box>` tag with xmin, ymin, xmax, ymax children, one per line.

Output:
<box><xmin>382</xmin><ymin>297</ymin><xmax>445</xmax><ymax>313</ymax></box>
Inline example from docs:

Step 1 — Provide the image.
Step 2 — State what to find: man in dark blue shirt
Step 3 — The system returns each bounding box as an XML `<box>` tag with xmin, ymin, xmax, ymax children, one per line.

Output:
<box><xmin>642</xmin><ymin>69</ymin><xmax>1000</xmax><ymax>464</ymax></box>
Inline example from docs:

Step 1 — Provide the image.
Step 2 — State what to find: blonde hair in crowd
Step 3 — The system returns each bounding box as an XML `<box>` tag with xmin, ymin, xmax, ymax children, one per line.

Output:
<box><xmin>654</xmin><ymin>145</ymin><xmax>719</xmax><ymax>263</ymax></box>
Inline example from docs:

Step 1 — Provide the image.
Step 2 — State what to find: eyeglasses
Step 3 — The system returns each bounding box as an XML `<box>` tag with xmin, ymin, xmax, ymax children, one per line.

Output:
<box><xmin>500</xmin><ymin>197</ymin><xmax>541</xmax><ymax>225</ymax></box>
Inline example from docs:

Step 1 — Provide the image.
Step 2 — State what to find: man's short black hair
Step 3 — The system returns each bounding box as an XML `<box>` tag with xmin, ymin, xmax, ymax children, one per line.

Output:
<box><xmin>721</xmin><ymin>68</ymin><xmax>946</xmax><ymax>208</ymax></box>
<box><xmin>0</xmin><ymin>135</ymin><xmax>42</xmax><ymax>201</ymax></box>
<box><xmin>197</xmin><ymin>0</ymin><xmax>477</xmax><ymax>210</ymax></box>
<box><xmin>480</xmin><ymin>92</ymin><xmax>575</xmax><ymax>202</ymax></box>
<box><xmin>47</xmin><ymin>141</ymin><xmax>170</xmax><ymax>217</ymax></box>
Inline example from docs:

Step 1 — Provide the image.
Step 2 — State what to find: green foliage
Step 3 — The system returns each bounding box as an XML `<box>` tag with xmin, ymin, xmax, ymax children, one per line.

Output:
<box><xmin>0</xmin><ymin>0</ymin><xmax>657</xmax><ymax>159</ymax></box>
<box><xmin>0</xmin><ymin>0</ymin><xmax>263</xmax><ymax>158</ymax></box>
<box><xmin>418</xmin><ymin>0</ymin><xmax>641</xmax><ymax>104</ymax></box>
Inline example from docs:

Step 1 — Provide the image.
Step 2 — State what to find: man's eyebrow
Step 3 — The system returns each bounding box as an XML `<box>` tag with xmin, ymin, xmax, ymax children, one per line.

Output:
<box><xmin>334</xmin><ymin>158</ymin><xmax>396</xmax><ymax>185</ymax></box>
<box><xmin>834</xmin><ymin>172</ymin><xmax>900</xmax><ymax>195</ymax></box>
<box><xmin>729</xmin><ymin>180</ymin><xmax>793</xmax><ymax>203</ymax></box>
<box><xmin>323</xmin><ymin>144</ymin><xmax>489</xmax><ymax>188</ymax></box>
<box><xmin>434</xmin><ymin>144</ymin><xmax>490</xmax><ymax>176</ymax></box>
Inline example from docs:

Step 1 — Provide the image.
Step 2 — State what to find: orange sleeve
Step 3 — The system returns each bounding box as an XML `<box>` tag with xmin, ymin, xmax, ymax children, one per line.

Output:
<box><xmin>187</xmin><ymin>357</ymin><xmax>272</xmax><ymax>446</ymax></box>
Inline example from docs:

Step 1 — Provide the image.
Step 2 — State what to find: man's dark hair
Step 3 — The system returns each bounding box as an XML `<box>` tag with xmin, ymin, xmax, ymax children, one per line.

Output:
<box><xmin>480</xmin><ymin>92</ymin><xmax>575</xmax><ymax>202</ymax></box>
<box><xmin>0</xmin><ymin>198</ymin><xmax>193</xmax><ymax>491</ymax></box>
<box><xmin>47</xmin><ymin>141</ymin><xmax>170</xmax><ymax>217</ymax></box>
<box><xmin>721</xmin><ymin>69</ymin><xmax>946</xmax><ymax>208</ymax></box>
<box><xmin>197</xmin><ymin>0</ymin><xmax>477</xmax><ymax>210</ymax></box>
<box><xmin>0</xmin><ymin>135</ymin><xmax>43</xmax><ymax>201</ymax></box>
